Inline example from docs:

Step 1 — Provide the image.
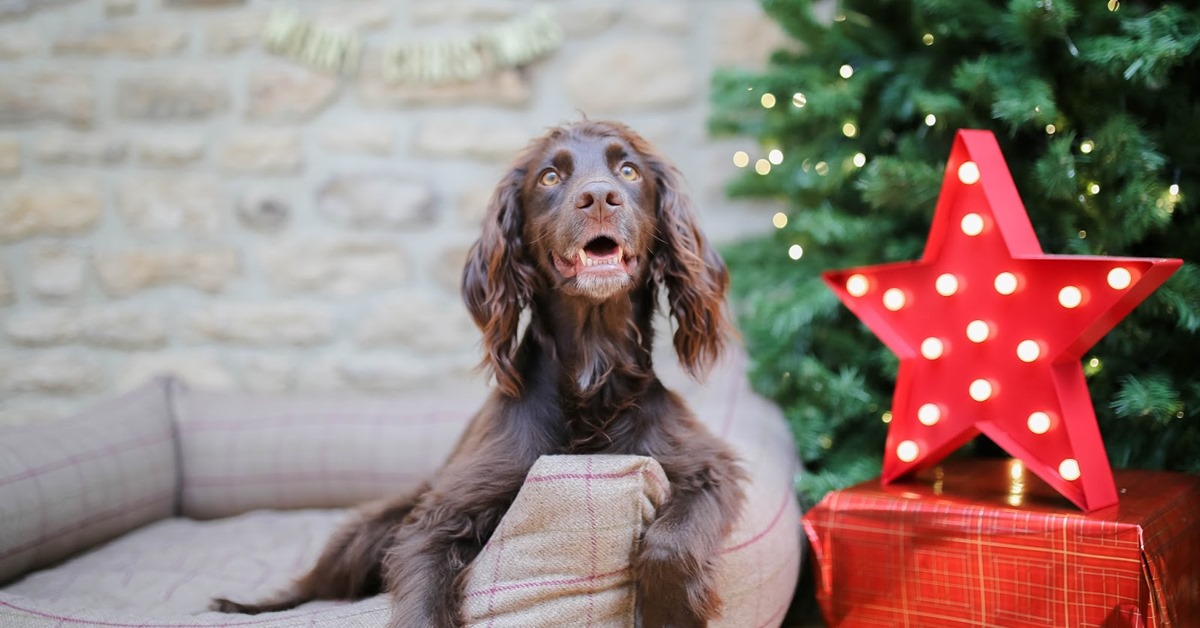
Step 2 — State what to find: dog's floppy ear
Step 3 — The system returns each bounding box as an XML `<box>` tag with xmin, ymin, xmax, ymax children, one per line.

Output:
<box><xmin>647</xmin><ymin>155</ymin><xmax>732</xmax><ymax>379</ymax></box>
<box><xmin>462</xmin><ymin>167</ymin><xmax>537</xmax><ymax>397</ymax></box>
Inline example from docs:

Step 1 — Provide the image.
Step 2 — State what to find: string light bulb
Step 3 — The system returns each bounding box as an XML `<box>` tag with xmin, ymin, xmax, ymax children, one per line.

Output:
<box><xmin>852</xmin><ymin>152</ymin><xmax>866</xmax><ymax>168</ymax></box>
<box><xmin>960</xmin><ymin>213</ymin><xmax>984</xmax><ymax>236</ymax></box>
<box><xmin>1016</xmin><ymin>340</ymin><xmax>1041</xmax><ymax>362</ymax></box>
<box><xmin>842</xmin><ymin>122</ymin><xmax>857</xmax><ymax>138</ymax></box>
<box><xmin>772</xmin><ymin>212</ymin><xmax>787</xmax><ymax>229</ymax></box>
<box><xmin>922</xmin><ymin>33</ymin><xmax>934</xmax><ymax>45</ymax></box>
<box><xmin>755</xmin><ymin>159</ymin><xmax>771</xmax><ymax>175</ymax></box>
<box><xmin>792</xmin><ymin>92</ymin><xmax>807</xmax><ymax>108</ymax></box>
<box><xmin>966</xmin><ymin>320</ymin><xmax>990</xmax><ymax>343</ymax></box>
<box><xmin>846</xmin><ymin>274</ymin><xmax>869</xmax><ymax>297</ymax></box>
<box><xmin>882</xmin><ymin>288</ymin><xmax>906</xmax><ymax>311</ymax></box>
<box><xmin>896</xmin><ymin>440</ymin><xmax>920</xmax><ymax>462</ymax></box>
<box><xmin>917</xmin><ymin>403</ymin><xmax>941</xmax><ymax>426</ymax></box>
<box><xmin>969</xmin><ymin>379</ymin><xmax>993</xmax><ymax>402</ymax></box>
<box><xmin>1169</xmin><ymin>184</ymin><xmax>1180</xmax><ymax>196</ymax></box>
<box><xmin>925</xmin><ymin>114</ymin><xmax>937</xmax><ymax>127</ymax></box>
<box><xmin>839</xmin><ymin>64</ymin><xmax>854</xmax><ymax>79</ymax></box>
<box><xmin>994</xmin><ymin>272</ymin><xmax>1018</xmax><ymax>295</ymax></box>
<box><xmin>1107</xmin><ymin>267</ymin><xmax>1132</xmax><ymax>290</ymax></box>
<box><xmin>768</xmin><ymin>149</ymin><xmax>784</xmax><ymax>165</ymax></box>
<box><xmin>935</xmin><ymin>273</ymin><xmax>959</xmax><ymax>296</ymax></box>
<box><xmin>1059</xmin><ymin>458</ymin><xmax>1081</xmax><ymax>481</ymax></box>
<box><xmin>1046</xmin><ymin>124</ymin><xmax>1056</xmax><ymax>135</ymax></box>
<box><xmin>957</xmin><ymin>161</ymin><xmax>981</xmax><ymax>185</ymax></box>
<box><xmin>760</xmin><ymin>93</ymin><xmax>776</xmax><ymax>108</ymax></box>
<box><xmin>732</xmin><ymin>151</ymin><xmax>749</xmax><ymax>168</ymax></box>
<box><xmin>920</xmin><ymin>337</ymin><xmax>944</xmax><ymax>360</ymax></box>
<box><xmin>788</xmin><ymin>244</ymin><xmax>804</xmax><ymax>260</ymax></box>
<box><xmin>1080</xmin><ymin>140</ymin><xmax>1094</xmax><ymax>154</ymax></box>
<box><xmin>1027</xmin><ymin>411</ymin><xmax>1051</xmax><ymax>435</ymax></box>
<box><xmin>1058</xmin><ymin>286</ymin><xmax>1083</xmax><ymax>309</ymax></box>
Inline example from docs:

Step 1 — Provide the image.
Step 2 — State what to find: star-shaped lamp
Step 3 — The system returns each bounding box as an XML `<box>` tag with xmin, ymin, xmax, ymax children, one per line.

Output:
<box><xmin>823</xmin><ymin>130</ymin><xmax>1181</xmax><ymax>512</ymax></box>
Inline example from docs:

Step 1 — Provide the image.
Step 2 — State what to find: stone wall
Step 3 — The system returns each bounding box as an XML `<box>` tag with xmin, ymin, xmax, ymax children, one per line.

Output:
<box><xmin>0</xmin><ymin>0</ymin><xmax>790</xmax><ymax>425</ymax></box>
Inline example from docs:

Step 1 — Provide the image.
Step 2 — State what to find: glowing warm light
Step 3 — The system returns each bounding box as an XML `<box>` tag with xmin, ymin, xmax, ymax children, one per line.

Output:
<box><xmin>1089</xmin><ymin>357</ymin><xmax>1101</xmax><ymax>369</ymax></box>
<box><xmin>1080</xmin><ymin>140</ymin><xmax>1094</xmax><ymax>154</ymax></box>
<box><xmin>788</xmin><ymin>244</ymin><xmax>804</xmax><ymax>260</ymax></box>
<box><xmin>755</xmin><ymin>159</ymin><xmax>771</xmax><ymax>175</ymax></box>
<box><xmin>1016</xmin><ymin>340</ymin><xmax>1041</xmax><ymax>363</ymax></box>
<box><xmin>924</xmin><ymin>114</ymin><xmax>937</xmax><ymax>127</ymax></box>
<box><xmin>920</xmin><ymin>337</ymin><xmax>944</xmax><ymax>360</ymax></box>
<box><xmin>1107</xmin><ymin>267</ymin><xmax>1132</xmax><ymax>290</ymax></box>
<box><xmin>957</xmin><ymin>161</ymin><xmax>981</xmax><ymax>185</ymax></box>
<box><xmin>733</xmin><ymin>151</ymin><xmax>749</xmax><ymax>168</ymax></box>
<box><xmin>882</xmin><ymin>288</ymin><xmax>906</xmax><ymax>311</ymax></box>
<box><xmin>839</xmin><ymin>64</ymin><xmax>854</xmax><ymax>79</ymax></box>
<box><xmin>1058</xmin><ymin>286</ymin><xmax>1083</xmax><ymax>308</ymax></box>
<box><xmin>960</xmin><ymin>213</ymin><xmax>984</xmax><ymax>236</ymax></box>
<box><xmin>1045</xmin><ymin>124</ymin><xmax>1056</xmax><ymax>135</ymax></box>
<box><xmin>1169</xmin><ymin>184</ymin><xmax>1180</xmax><ymax>196</ymax></box>
<box><xmin>852</xmin><ymin>152</ymin><xmax>866</xmax><ymax>168</ymax></box>
<box><xmin>792</xmin><ymin>92</ymin><xmax>807</xmax><ymax>108</ymax></box>
<box><xmin>881</xmin><ymin>411</ymin><xmax>893</xmax><ymax>424</ymax></box>
<box><xmin>896</xmin><ymin>440</ymin><xmax>920</xmax><ymax>462</ymax></box>
<box><xmin>1027</xmin><ymin>411</ymin><xmax>1051</xmax><ymax>435</ymax></box>
<box><xmin>917</xmin><ymin>403</ymin><xmax>941</xmax><ymax>426</ymax></box>
<box><xmin>922</xmin><ymin>33</ymin><xmax>934</xmax><ymax>45</ymax></box>
<box><xmin>1088</xmin><ymin>183</ymin><xmax>1101</xmax><ymax>195</ymax></box>
<box><xmin>935</xmin><ymin>273</ymin><xmax>959</xmax><ymax>296</ymax></box>
<box><xmin>994</xmin><ymin>272</ymin><xmax>1018</xmax><ymax>295</ymax></box>
<box><xmin>966</xmin><ymin>320</ymin><xmax>990</xmax><ymax>343</ymax></box>
<box><xmin>760</xmin><ymin>93</ymin><xmax>776</xmax><ymax>108</ymax></box>
<box><xmin>842</xmin><ymin>122</ymin><xmax>857</xmax><ymax>138</ymax></box>
<box><xmin>969</xmin><ymin>379</ymin><xmax>993</xmax><ymax>402</ymax></box>
<box><xmin>1059</xmin><ymin>458</ymin><xmax>1081</xmax><ymax>481</ymax></box>
<box><xmin>768</xmin><ymin>149</ymin><xmax>784</xmax><ymax>165</ymax></box>
<box><xmin>814</xmin><ymin>161</ymin><xmax>829</xmax><ymax>176</ymax></box>
<box><xmin>846</xmin><ymin>274</ymin><xmax>870</xmax><ymax>297</ymax></box>
<box><xmin>772</xmin><ymin>212</ymin><xmax>788</xmax><ymax>229</ymax></box>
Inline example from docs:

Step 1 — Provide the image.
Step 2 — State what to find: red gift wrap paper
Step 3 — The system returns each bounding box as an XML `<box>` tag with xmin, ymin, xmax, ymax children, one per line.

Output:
<box><xmin>802</xmin><ymin>459</ymin><xmax>1200</xmax><ymax>627</ymax></box>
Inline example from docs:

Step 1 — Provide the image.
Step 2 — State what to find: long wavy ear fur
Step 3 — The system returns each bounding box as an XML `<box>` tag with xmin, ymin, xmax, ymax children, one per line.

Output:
<box><xmin>646</xmin><ymin>153</ymin><xmax>732</xmax><ymax>379</ymax></box>
<box><xmin>462</xmin><ymin>168</ymin><xmax>537</xmax><ymax>397</ymax></box>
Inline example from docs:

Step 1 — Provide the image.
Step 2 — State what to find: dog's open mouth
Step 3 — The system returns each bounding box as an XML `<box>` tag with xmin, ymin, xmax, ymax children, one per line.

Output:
<box><xmin>553</xmin><ymin>236</ymin><xmax>637</xmax><ymax>280</ymax></box>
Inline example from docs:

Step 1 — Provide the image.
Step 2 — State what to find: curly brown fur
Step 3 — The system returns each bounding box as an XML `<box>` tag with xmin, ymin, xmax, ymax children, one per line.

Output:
<box><xmin>213</xmin><ymin>120</ymin><xmax>746</xmax><ymax>628</ymax></box>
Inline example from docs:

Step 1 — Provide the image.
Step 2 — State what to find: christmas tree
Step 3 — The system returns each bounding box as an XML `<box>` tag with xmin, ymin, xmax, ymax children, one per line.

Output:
<box><xmin>711</xmin><ymin>0</ymin><xmax>1200</xmax><ymax>505</ymax></box>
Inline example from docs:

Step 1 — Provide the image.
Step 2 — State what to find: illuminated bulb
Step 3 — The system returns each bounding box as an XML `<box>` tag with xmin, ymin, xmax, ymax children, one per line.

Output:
<box><xmin>1046</xmin><ymin>124</ymin><xmax>1056</xmax><ymax>135</ymax></box>
<box><xmin>966</xmin><ymin>320</ymin><xmax>990</xmax><ymax>343</ymax></box>
<box><xmin>814</xmin><ymin>161</ymin><xmax>829</xmax><ymax>176</ymax></box>
<box><xmin>1010</xmin><ymin>460</ymin><xmax>1024</xmax><ymax>481</ymax></box>
<box><xmin>788</xmin><ymin>244</ymin><xmax>804</xmax><ymax>260</ymax></box>
<box><xmin>1059</xmin><ymin>458</ymin><xmax>1081</xmax><ymax>481</ymax></box>
<box><xmin>1016</xmin><ymin>340</ymin><xmax>1041</xmax><ymax>363</ymax></box>
<box><xmin>852</xmin><ymin>152</ymin><xmax>866</xmax><ymax>168</ymax></box>
<box><xmin>755</xmin><ymin>159</ymin><xmax>771</xmax><ymax>175</ymax></box>
<box><xmin>1107</xmin><ymin>267</ymin><xmax>1132</xmax><ymax>290</ymax></box>
<box><xmin>842</xmin><ymin>122</ymin><xmax>857</xmax><ymax>138</ymax></box>
<box><xmin>1080</xmin><ymin>140</ymin><xmax>1094</xmax><ymax>154</ymax></box>
<box><xmin>1027</xmin><ymin>411</ymin><xmax>1051</xmax><ymax>435</ymax></box>
<box><xmin>732</xmin><ymin>151</ymin><xmax>749</xmax><ymax>168</ymax></box>
<box><xmin>1089</xmin><ymin>182</ymin><xmax>1101</xmax><ymax>195</ymax></box>
<box><xmin>922</xmin><ymin>33</ymin><xmax>934</xmax><ymax>45</ymax></box>
<box><xmin>969</xmin><ymin>379</ymin><xmax>993</xmax><ymax>402</ymax></box>
<box><xmin>772</xmin><ymin>212</ymin><xmax>788</xmax><ymax>229</ymax></box>
<box><xmin>960</xmin><ymin>213</ymin><xmax>984</xmax><ymax>236</ymax></box>
<box><xmin>846</xmin><ymin>274</ymin><xmax>869</xmax><ymax>297</ymax></box>
<box><xmin>881</xmin><ymin>411</ymin><xmax>893</xmax><ymax>424</ymax></box>
<box><xmin>994</xmin><ymin>272</ymin><xmax>1018</xmax><ymax>295</ymax></box>
<box><xmin>768</xmin><ymin>149</ymin><xmax>784</xmax><ymax>165</ymax></box>
<box><xmin>792</xmin><ymin>92</ymin><xmax>807</xmax><ymax>108</ymax></box>
<box><xmin>839</xmin><ymin>64</ymin><xmax>854</xmax><ymax>79</ymax></box>
<box><xmin>957</xmin><ymin>161</ymin><xmax>981</xmax><ymax>185</ymax></box>
<box><xmin>935</xmin><ymin>273</ymin><xmax>959</xmax><ymax>296</ymax></box>
<box><xmin>1169</xmin><ymin>184</ymin><xmax>1180</xmax><ymax>196</ymax></box>
<box><xmin>1089</xmin><ymin>357</ymin><xmax>1101</xmax><ymax>369</ymax></box>
<box><xmin>882</xmin><ymin>288</ymin><xmax>906</xmax><ymax>311</ymax></box>
<box><xmin>760</xmin><ymin>93</ymin><xmax>777</xmax><ymax>108</ymax></box>
<box><xmin>917</xmin><ymin>403</ymin><xmax>941</xmax><ymax>426</ymax></box>
<box><xmin>1058</xmin><ymin>286</ymin><xmax>1083</xmax><ymax>309</ymax></box>
<box><xmin>924</xmin><ymin>114</ymin><xmax>937</xmax><ymax>127</ymax></box>
<box><xmin>919</xmin><ymin>337</ymin><xmax>944</xmax><ymax>360</ymax></box>
<box><xmin>896</xmin><ymin>440</ymin><xmax>920</xmax><ymax>463</ymax></box>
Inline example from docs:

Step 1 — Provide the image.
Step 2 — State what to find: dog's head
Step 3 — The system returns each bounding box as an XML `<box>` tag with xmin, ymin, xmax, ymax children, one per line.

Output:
<box><xmin>462</xmin><ymin>120</ymin><xmax>730</xmax><ymax>395</ymax></box>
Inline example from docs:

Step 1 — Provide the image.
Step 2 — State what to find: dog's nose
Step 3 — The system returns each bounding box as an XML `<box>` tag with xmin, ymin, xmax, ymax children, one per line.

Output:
<box><xmin>574</xmin><ymin>181</ymin><xmax>624</xmax><ymax>217</ymax></box>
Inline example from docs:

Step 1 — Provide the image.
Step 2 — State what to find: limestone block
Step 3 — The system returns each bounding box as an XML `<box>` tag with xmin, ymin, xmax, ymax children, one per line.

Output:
<box><xmin>237</xmin><ymin>354</ymin><xmax>295</xmax><ymax>393</ymax></box>
<box><xmin>4</xmin><ymin>309</ymin><xmax>77</xmax><ymax>346</ymax></box>
<box><xmin>317</xmin><ymin>173</ymin><xmax>433</xmax><ymax>230</ymax></box>
<box><xmin>0</xmin><ymin>351</ymin><xmax>103</xmax><ymax>394</ymax></box>
<box><xmin>628</xmin><ymin>1</ymin><xmax>689</xmax><ymax>33</ymax></box>
<box><xmin>359</xmin><ymin>61</ymin><xmax>530</xmax><ymax>108</ymax></box>
<box><xmin>118</xmin><ymin>175</ymin><xmax>223</xmax><ymax>235</ymax></box>
<box><xmin>0</xmin><ymin>136</ymin><xmax>18</xmax><ymax>175</ymax></box>
<box><xmin>31</xmin><ymin>244</ymin><xmax>87</xmax><ymax>299</ymax></box>
<box><xmin>236</xmin><ymin>188</ymin><xmax>292</xmax><ymax>232</ymax></box>
<box><xmin>206</xmin><ymin>11</ymin><xmax>268</xmax><ymax>54</ymax></box>
<box><xmin>413</xmin><ymin>118</ymin><xmax>529</xmax><ymax>161</ymax></box>
<box><xmin>356</xmin><ymin>294</ymin><xmax>479</xmax><ymax>353</ymax></box>
<box><xmin>81</xmin><ymin>306</ymin><xmax>168</xmax><ymax>349</ymax></box>
<box><xmin>53</xmin><ymin>24</ymin><xmax>187</xmax><ymax>57</ymax></box>
<box><xmin>117</xmin><ymin>351</ymin><xmax>235</xmax><ymax>393</ymax></box>
<box><xmin>0</xmin><ymin>72</ymin><xmax>95</xmax><ymax>128</ymax></box>
<box><xmin>565</xmin><ymin>38</ymin><xmax>694</xmax><ymax>113</ymax></box>
<box><xmin>248</xmin><ymin>63</ymin><xmax>339</xmax><ymax>121</ymax></box>
<box><xmin>713</xmin><ymin>5</ymin><xmax>800</xmax><ymax>70</ymax></box>
<box><xmin>189</xmin><ymin>302</ymin><xmax>333</xmax><ymax>346</ymax></box>
<box><xmin>33</xmin><ymin>133</ymin><xmax>127</xmax><ymax>164</ymax></box>
<box><xmin>135</xmin><ymin>134</ymin><xmax>205</xmax><ymax>166</ymax></box>
<box><xmin>0</xmin><ymin>26</ymin><xmax>40</xmax><ymax>59</ymax></box>
<box><xmin>96</xmin><ymin>248</ymin><xmax>240</xmax><ymax>296</ymax></box>
<box><xmin>219</xmin><ymin>129</ymin><xmax>303</xmax><ymax>174</ymax></box>
<box><xmin>0</xmin><ymin>266</ymin><xmax>12</xmax><ymax>305</ymax></box>
<box><xmin>0</xmin><ymin>179</ymin><xmax>103</xmax><ymax>241</ymax></box>
<box><xmin>116</xmin><ymin>71</ymin><xmax>229</xmax><ymax>120</ymax></box>
<box><xmin>261</xmin><ymin>237</ymin><xmax>408</xmax><ymax>295</ymax></box>
<box><xmin>433</xmin><ymin>244</ymin><xmax>472</xmax><ymax>293</ymax></box>
<box><xmin>105</xmin><ymin>0</ymin><xmax>137</xmax><ymax>17</ymax></box>
<box><xmin>558</xmin><ymin>4</ymin><xmax>619</xmax><ymax>37</ymax></box>
<box><xmin>319</xmin><ymin>124</ymin><xmax>394</xmax><ymax>155</ymax></box>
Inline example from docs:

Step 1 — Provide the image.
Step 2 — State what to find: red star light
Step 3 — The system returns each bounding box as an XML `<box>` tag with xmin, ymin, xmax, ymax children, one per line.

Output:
<box><xmin>823</xmin><ymin>130</ymin><xmax>1182</xmax><ymax>512</ymax></box>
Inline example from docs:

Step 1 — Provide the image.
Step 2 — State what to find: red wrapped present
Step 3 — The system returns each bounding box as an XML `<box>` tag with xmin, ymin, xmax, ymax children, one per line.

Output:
<box><xmin>802</xmin><ymin>459</ymin><xmax>1200</xmax><ymax>627</ymax></box>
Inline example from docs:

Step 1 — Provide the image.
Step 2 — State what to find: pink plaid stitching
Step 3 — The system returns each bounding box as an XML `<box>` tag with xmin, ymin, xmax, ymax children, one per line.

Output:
<box><xmin>463</xmin><ymin>565</ymin><xmax>630</xmax><ymax>600</ymax></box>
<box><xmin>0</xmin><ymin>490</ymin><xmax>174</xmax><ymax>561</ymax></box>
<box><xmin>524</xmin><ymin>467</ymin><xmax>669</xmax><ymax>495</ymax></box>
<box><xmin>0</xmin><ymin>430</ymin><xmax>172</xmax><ymax>487</ymax></box>
<box><xmin>584</xmin><ymin>458</ymin><xmax>598</xmax><ymax>627</ymax></box>
<box><xmin>721</xmin><ymin>485</ymin><xmax>791</xmax><ymax>555</ymax></box>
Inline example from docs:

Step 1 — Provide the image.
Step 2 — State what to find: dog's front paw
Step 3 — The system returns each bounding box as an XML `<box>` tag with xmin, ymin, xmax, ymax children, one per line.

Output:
<box><xmin>634</xmin><ymin>523</ymin><xmax>718</xmax><ymax>628</ymax></box>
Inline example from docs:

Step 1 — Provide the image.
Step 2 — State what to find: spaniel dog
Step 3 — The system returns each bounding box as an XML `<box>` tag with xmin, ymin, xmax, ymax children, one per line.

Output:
<box><xmin>214</xmin><ymin>120</ymin><xmax>745</xmax><ymax>627</ymax></box>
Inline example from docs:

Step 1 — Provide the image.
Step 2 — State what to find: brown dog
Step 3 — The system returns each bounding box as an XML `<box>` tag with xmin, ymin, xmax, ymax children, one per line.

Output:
<box><xmin>214</xmin><ymin>120</ymin><xmax>745</xmax><ymax>627</ymax></box>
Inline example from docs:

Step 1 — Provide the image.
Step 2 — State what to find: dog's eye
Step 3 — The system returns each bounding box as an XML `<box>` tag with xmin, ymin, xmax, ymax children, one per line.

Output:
<box><xmin>539</xmin><ymin>169</ymin><xmax>560</xmax><ymax>186</ymax></box>
<box><xmin>619</xmin><ymin>164</ymin><xmax>640</xmax><ymax>181</ymax></box>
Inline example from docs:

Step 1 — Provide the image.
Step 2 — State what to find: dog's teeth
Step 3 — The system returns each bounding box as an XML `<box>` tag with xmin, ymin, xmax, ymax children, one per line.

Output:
<box><xmin>578</xmin><ymin>250</ymin><xmax>588</xmax><ymax>266</ymax></box>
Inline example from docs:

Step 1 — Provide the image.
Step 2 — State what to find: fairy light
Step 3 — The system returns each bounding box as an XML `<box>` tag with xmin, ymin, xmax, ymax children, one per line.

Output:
<box><xmin>1058</xmin><ymin>286</ymin><xmax>1083</xmax><ymax>309</ymax></box>
<box><xmin>842</xmin><ymin>122</ymin><xmax>857</xmax><ymax>138</ymax></box>
<box><xmin>924</xmin><ymin>114</ymin><xmax>937</xmax><ymax>127</ymax></box>
<box><xmin>881</xmin><ymin>411</ymin><xmax>893</xmax><ymax>424</ymax></box>
<box><xmin>935</xmin><ymin>273</ymin><xmax>959</xmax><ymax>296</ymax></box>
<box><xmin>815</xmin><ymin>161</ymin><xmax>829</xmax><ymax>176</ymax></box>
<box><xmin>755</xmin><ymin>159</ymin><xmax>771</xmax><ymax>175</ymax></box>
<box><xmin>882</xmin><ymin>288</ymin><xmax>906</xmax><ymax>311</ymax></box>
<box><xmin>1078</xmin><ymin>230</ymin><xmax>1087</xmax><ymax>239</ymax></box>
<box><xmin>1046</xmin><ymin>124</ymin><xmax>1056</xmax><ymax>135</ymax></box>
<box><xmin>1080</xmin><ymin>139</ymin><xmax>1094</xmax><ymax>154</ymax></box>
<box><xmin>792</xmin><ymin>92</ymin><xmax>807</xmax><ymax>108</ymax></box>
<box><xmin>772</xmin><ymin>212</ymin><xmax>787</xmax><ymax>229</ymax></box>
<box><xmin>760</xmin><ymin>93</ymin><xmax>777</xmax><ymax>108</ymax></box>
<box><xmin>788</xmin><ymin>244</ymin><xmax>804</xmax><ymax>260</ymax></box>
<box><xmin>1088</xmin><ymin>183</ymin><xmax>1100</xmax><ymax>195</ymax></box>
<box><xmin>1107</xmin><ymin>0</ymin><xmax>1119</xmax><ymax>11</ymax></box>
<box><xmin>917</xmin><ymin>403</ymin><xmax>941</xmax><ymax>426</ymax></box>
<box><xmin>994</xmin><ymin>272</ymin><xmax>1018</xmax><ymax>295</ymax></box>
<box><xmin>1059</xmin><ymin>458</ymin><xmax>1081</xmax><ymax>481</ymax></box>
<box><xmin>960</xmin><ymin>213</ymin><xmax>984</xmax><ymax>236</ymax></box>
<box><xmin>1107</xmin><ymin>267</ymin><xmax>1132</xmax><ymax>290</ymax></box>
<box><xmin>733</xmin><ymin>151</ymin><xmax>749</xmax><ymax>168</ymax></box>
<box><xmin>1089</xmin><ymin>357</ymin><xmax>1101</xmax><ymax>369</ymax></box>
<box><xmin>768</xmin><ymin>149</ymin><xmax>784</xmax><ymax>165</ymax></box>
<box><xmin>839</xmin><ymin>64</ymin><xmax>854</xmax><ymax>79</ymax></box>
<box><xmin>920</xmin><ymin>337</ymin><xmax>944</xmax><ymax>360</ymax></box>
<box><xmin>957</xmin><ymin>161</ymin><xmax>981</xmax><ymax>185</ymax></box>
<box><xmin>852</xmin><ymin>152</ymin><xmax>866</xmax><ymax>168</ymax></box>
<box><xmin>1016</xmin><ymin>340</ymin><xmax>1041</xmax><ymax>362</ymax></box>
<box><xmin>922</xmin><ymin>33</ymin><xmax>934</xmax><ymax>45</ymax></box>
<box><xmin>969</xmin><ymin>379</ymin><xmax>994</xmax><ymax>402</ymax></box>
<box><xmin>1169</xmin><ymin>184</ymin><xmax>1180</xmax><ymax>196</ymax></box>
<box><xmin>896</xmin><ymin>440</ymin><xmax>920</xmax><ymax>462</ymax></box>
<box><xmin>846</xmin><ymin>274</ymin><xmax>870</xmax><ymax>297</ymax></box>
<box><xmin>966</xmin><ymin>320</ymin><xmax>990</xmax><ymax>343</ymax></box>
<box><xmin>1027</xmin><ymin>412</ymin><xmax>1051</xmax><ymax>435</ymax></box>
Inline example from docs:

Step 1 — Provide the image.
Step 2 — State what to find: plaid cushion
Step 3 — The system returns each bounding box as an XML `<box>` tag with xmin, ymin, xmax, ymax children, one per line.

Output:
<box><xmin>0</xmin><ymin>379</ymin><xmax>178</xmax><ymax>587</ymax></box>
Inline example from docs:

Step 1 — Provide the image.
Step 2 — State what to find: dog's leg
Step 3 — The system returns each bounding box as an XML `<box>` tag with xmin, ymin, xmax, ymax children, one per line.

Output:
<box><xmin>635</xmin><ymin>437</ymin><xmax>746</xmax><ymax>628</ymax></box>
<box><xmin>212</xmin><ymin>484</ymin><xmax>427</xmax><ymax>614</ymax></box>
<box><xmin>381</xmin><ymin>465</ymin><xmax>527</xmax><ymax>628</ymax></box>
